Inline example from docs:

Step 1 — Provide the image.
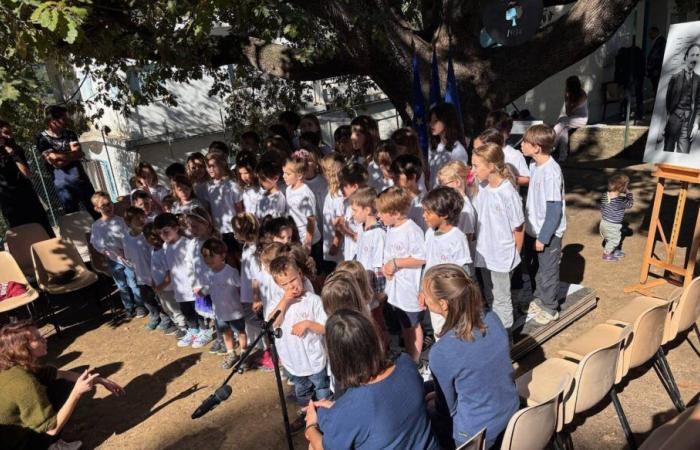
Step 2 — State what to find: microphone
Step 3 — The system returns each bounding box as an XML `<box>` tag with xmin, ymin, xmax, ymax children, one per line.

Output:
<box><xmin>191</xmin><ymin>385</ymin><xmax>232</xmax><ymax>419</ymax></box>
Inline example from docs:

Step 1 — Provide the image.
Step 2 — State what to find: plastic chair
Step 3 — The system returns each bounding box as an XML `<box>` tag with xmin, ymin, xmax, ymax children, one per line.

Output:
<box><xmin>58</xmin><ymin>211</ymin><xmax>94</xmax><ymax>263</ymax></box>
<box><xmin>501</xmin><ymin>375</ymin><xmax>570</xmax><ymax>450</ymax></box>
<box><xmin>31</xmin><ymin>238</ymin><xmax>99</xmax><ymax>335</ymax></box>
<box><xmin>639</xmin><ymin>402</ymin><xmax>700</xmax><ymax>450</ymax></box>
<box><xmin>456</xmin><ymin>427</ymin><xmax>486</xmax><ymax>450</ymax></box>
<box><xmin>0</xmin><ymin>251</ymin><xmax>48</xmax><ymax>323</ymax></box>
<box><xmin>4</xmin><ymin>223</ymin><xmax>51</xmax><ymax>277</ymax></box>
<box><xmin>661</xmin><ymin>276</ymin><xmax>700</xmax><ymax>346</ymax></box>
<box><xmin>516</xmin><ymin>329</ymin><xmax>631</xmax><ymax>448</ymax></box>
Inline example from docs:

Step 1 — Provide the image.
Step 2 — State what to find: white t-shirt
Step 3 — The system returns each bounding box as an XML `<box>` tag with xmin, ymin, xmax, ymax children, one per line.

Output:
<box><xmin>277</xmin><ymin>291</ymin><xmax>328</xmax><ymax>377</ymax></box>
<box><xmin>424</xmin><ymin>226</ymin><xmax>472</xmax><ymax>270</ymax></box>
<box><xmin>188</xmin><ymin>237</ymin><xmax>208</xmax><ymax>290</ymax></box>
<box><xmin>148</xmin><ymin>184</ymin><xmax>170</xmax><ymax>204</ymax></box>
<box><xmin>305</xmin><ymin>174</ymin><xmax>328</xmax><ymax>223</ymax></box>
<box><xmin>383</xmin><ymin>219</ymin><xmax>426</xmax><ymax>312</ymax></box>
<box><xmin>457</xmin><ymin>194</ymin><xmax>476</xmax><ymax>236</ymax></box>
<box><xmin>368</xmin><ymin>161</ymin><xmax>394</xmax><ymax>192</ymax></box>
<box><xmin>205</xmin><ymin>264</ymin><xmax>243</xmax><ymax>322</ymax></box>
<box><xmin>473</xmin><ymin>180</ymin><xmax>524</xmax><ymax>273</ymax></box>
<box><xmin>90</xmin><ymin>216</ymin><xmax>128</xmax><ymax>261</ymax></box>
<box><xmin>408</xmin><ymin>193</ymin><xmax>427</xmax><ymax>232</ymax></box>
<box><xmin>240</xmin><ymin>244</ymin><xmax>260</xmax><ymax>304</ymax></box>
<box><xmin>285</xmin><ymin>184</ymin><xmax>322</xmax><ymax>245</ymax></box>
<box><xmin>241</xmin><ymin>187</ymin><xmax>264</xmax><ymax>216</ymax></box>
<box><xmin>428</xmin><ymin>141</ymin><xmax>469</xmax><ymax>189</ymax></box>
<box><xmin>322</xmin><ymin>192</ymin><xmax>345</xmax><ymax>262</ymax></box>
<box><xmin>256</xmin><ymin>191</ymin><xmax>287</xmax><ymax>219</ymax></box>
<box><xmin>526</xmin><ymin>158</ymin><xmax>567</xmax><ymax>239</ymax></box>
<box><xmin>150</xmin><ymin>247</ymin><xmax>172</xmax><ymax>291</ymax></box>
<box><xmin>163</xmin><ymin>236</ymin><xmax>194</xmax><ymax>302</ymax></box>
<box><xmin>503</xmin><ymin>145</ymin><xmax>530</xmax><ymax>179</ymax></box>
<box><xmin>122</xmin><ymin>232</ymin><xmax>152</xmax><ymax>285</ymax></box>
<box><xmin>343</xmin><ymin>200</ymin><xmax>363</xmax><ymax>260</ymax></box>
<box><xmin>256</xmin><ymin>270</ymin><xmax>283</xmax><ymax>317</ymax></box>
<box><xmin>355</xmin><ymin>223</ymin><xmax>386</xmax><ymax>271</ymax></box>
<box><xmin>207</xmin><ymin>178</ymin><xmax>241</xmax><ymax>233</ymax></box>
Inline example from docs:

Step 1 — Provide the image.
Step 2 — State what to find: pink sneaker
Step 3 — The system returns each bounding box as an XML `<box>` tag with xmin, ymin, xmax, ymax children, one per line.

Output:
<box><xmin>257</xmin><ymin>350</ymin><xmax>275</xmax><ymax>372</ymax></box>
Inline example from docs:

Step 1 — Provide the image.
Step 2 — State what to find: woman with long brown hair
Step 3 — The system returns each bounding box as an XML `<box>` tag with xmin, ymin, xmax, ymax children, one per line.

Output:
<box><xmin>0</xmin><ymin>321</ymin><xmax>124</xmax><ymax>449</ymax></box>
<box><xmin>421</xmin><ymin>264</ymin><xmax>518</xmax><ymax>449</ymax></box>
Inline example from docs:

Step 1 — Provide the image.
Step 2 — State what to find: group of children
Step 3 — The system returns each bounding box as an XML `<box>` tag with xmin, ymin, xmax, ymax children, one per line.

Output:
<box><xmin>86</xmin><ymin>107</ymin><xmax>635</xmax><ymax>432</ymax></box>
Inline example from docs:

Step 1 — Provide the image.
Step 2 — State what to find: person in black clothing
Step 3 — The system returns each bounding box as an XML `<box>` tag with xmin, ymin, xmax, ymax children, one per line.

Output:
<box><xmin>664</xmin><ymin>44</ymin><xmax>700</xmax><ymax>153</ymax></box>
<box><xmin>615</xmin><ymin>42</ymin><xmax>646</xmax><ymax>120</ymax></box>
<box><xmin>36</xmin><ymin>106</ymin><xmax>98</xmax><ymax>218</ymax></box>
<box><xmin>0</xmin><ymin>121</ymin><xmax>55</xmax><ymax>236</ymax></box>
<box><xmin>647</xmin><ymin>26</ymin><xmax>666</xmax><ymax>93</ymax></box>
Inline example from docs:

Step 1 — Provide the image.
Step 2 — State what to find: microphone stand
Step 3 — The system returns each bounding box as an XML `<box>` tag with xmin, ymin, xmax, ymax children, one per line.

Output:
<box><xmin>191</xmin><ymin>310</ymin><xmax>294</xmax><ymax>450</ymax></box>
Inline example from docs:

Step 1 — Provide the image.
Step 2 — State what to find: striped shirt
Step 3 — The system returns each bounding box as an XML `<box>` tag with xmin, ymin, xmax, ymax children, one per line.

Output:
<box><xmin>600</xmin><ymin>192</ymin><xmax>633</xmax><ymax>224</ymax></box>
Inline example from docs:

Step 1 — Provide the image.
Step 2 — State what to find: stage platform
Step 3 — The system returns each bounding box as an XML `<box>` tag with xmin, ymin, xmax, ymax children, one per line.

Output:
<box><xmin>511</xmin><ymin>282</ymin><xmax>598</xmax><ymax>361</ymax></box>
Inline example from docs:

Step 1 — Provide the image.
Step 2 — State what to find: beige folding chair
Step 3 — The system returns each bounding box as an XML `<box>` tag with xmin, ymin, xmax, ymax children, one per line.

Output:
<box><xmin>456</xmin><ymin>427</ymin><xmax>486</xmax><ymax>450</ymax></box>
<box><xmin>4</xmin><ymin>223</ymin><xmax>51</xmax><ymax>277</ymax></box>
<box><xmin>517</xmin><ymin>329</ymin><xmax>631</xmax><ymax>448</ymax></box>
<box><xmin>502</xmin><ymin>375</ymin><xmax>570</xmax><ymax>450</ymax></box>
<box><xmin>0</xmin><ymin>252</ymin><xmax>49</xmax><ymax>326</ymax></box>
<box><xmin>661</xmin><ymin>276</ymin><xmax>700</xmax><ymax>347</ymax></box>
<box><xmin>31</xmin><ymin>238</ymin><xmax>99</xmax><ymax>335</ymax></box>
<box><xmin>57</xmin><ymin>211</ymin><xmax>94</xmax><ymax>263</ymax></box>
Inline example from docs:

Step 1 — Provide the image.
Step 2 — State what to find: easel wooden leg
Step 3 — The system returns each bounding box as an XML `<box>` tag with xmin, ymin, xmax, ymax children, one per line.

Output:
<box><xmin>639</xmin><ymin>177</ymin><xmax>666</xmax><ymax>284</ymax></box>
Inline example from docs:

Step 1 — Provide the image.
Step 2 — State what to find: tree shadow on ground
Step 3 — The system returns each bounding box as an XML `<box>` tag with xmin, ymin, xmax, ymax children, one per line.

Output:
<box><xmin>70</xmin><ymin>353</ymin><xmax>203</xmax><ymax>448</ymax></box>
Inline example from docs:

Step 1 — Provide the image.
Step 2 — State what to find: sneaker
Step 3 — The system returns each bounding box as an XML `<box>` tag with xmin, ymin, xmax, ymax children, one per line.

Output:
<box><xmin>221</xmin><ymin>351</ymin><xmax>241</xmax><ymax>369</ymax></box>
<box><xmin>163</xmin><ymin>325</ymin><xmax>179</xmax><ymax>336</ymax></box>
<box><xmin>145</xmin><ymin>317</ymin><xmax>160</xmax><ymax>331</ymax></box>
<box><xmin>174</xmin><ymin>328</ymin><xmax>187</xmax><ymax>340</ymax></box>
<box><xmin>177</xmin><ymin>329</ymin><xmax>198</xmax><ymax>347</ymax></box>
<box><xmin>134</xmin><ymin>306</ymin><xmax>148</xmax><ymax>318</ymax></box>
<box><xmin>523</xmin><ymin>301</ymin><xmax>544</xmax><ymax>320</ymax></box>
<box><xmin>156</xmin><ymin>318</ymin><xmax>173</xmax><ymax>331</ymax></box>
<box><xmin>613</xmin><ymin>249</ymin><xmax>626</xmax><ymax>258</ymax></box>
<box><xmin>124</xmin><ymin>309</ymin><xmax>136</xmax><ymax>319</ymax></box>
<box><xmin>48</xmin><ymin>439</ymin><xmax>83</xmax><ymax>450</ymax></box>
<box><xmin>191</xmin><ymin>330</ymin><xmax>214</xmax><ymax>349</ymax></box>
<box><xmin>290</xmin><ymin>416</ymin><xmax>306</xmax><ymax>435</ymax></box>
<box><xmin>533</xmin><ymin>309</ymin><xmax>560</xmax><ymax>326</ymax></box>
<box><xmin>209</xmin><ymin>339</ymin><xmax>225</xmax><ymax>355</ymax></box>
<box><xmin>257</xmin><ymin>350</ymin><xmax>275</xmax><ymax>372</ymax></box>
<box><xmin>602</xmin><ymin>252</ymin><xmax>620</xmax><ymax>262</ymax></box>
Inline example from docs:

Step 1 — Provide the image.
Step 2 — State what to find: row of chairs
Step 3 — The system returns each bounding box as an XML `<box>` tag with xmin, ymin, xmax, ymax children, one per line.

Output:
<box><xmin>512</xmin><ymin>277</ymin><xmax>700</xmax><ymax>449</ymax></box>
<box><xmin>1</xmin><ymin>212</ymin><xmax>112</xmax><ymax>335</ymax></box>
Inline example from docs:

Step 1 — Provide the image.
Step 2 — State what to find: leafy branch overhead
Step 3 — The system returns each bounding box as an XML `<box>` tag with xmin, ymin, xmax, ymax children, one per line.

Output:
<box><xmin>1</xmin><ymin>0</ymin><xmax>639</xmax><ymax>138</ymax></box>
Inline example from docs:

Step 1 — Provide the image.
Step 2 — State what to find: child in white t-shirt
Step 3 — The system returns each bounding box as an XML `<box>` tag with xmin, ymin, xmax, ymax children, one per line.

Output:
<box><xmin>367</xmin><ymin>141</ymin><xmax>396</xmax><ymax>192</ymax></box>
<box><xmin>235</xmin><ymin>152</ymin><xmax>264</xmax><ymax>216</ymax></box>
<box><xmin>201</xmin><ymin>238</ymin><xmax>246</xmax><ymax>370</ymax></box>
<box><xmin>472</xmin><ymin>144</ymin><xmax>525</xmax><ymax>330</ymax></box>
<box><xmin>283</xmin><ymin>155</ymin><xmax>322</xmax><ymax>263</ymax></box>
<box><xmin>255</xmin><ymin>160</ymin><xmax>287</xmax><ymax>219</ymax></box>
<box><xmin>437</xmin><ymin>160</ymin><xmax>477</xmax><ymax>242</ymax></box>
<box><xmin>521</xmin><ymin>125</ymin><xmax>566</xmax><ymax>326</ymax></box>
<box><xmin>391</xmin><ymin>154</ymin><xmax>427</xmax><ymax>231</ymax></box>
<box><xmin>428</xmin><ymin>104</ymin><xmax>469</xmax><ymax>189</ymax></box>
<box><xmin>319</xmin><ymin>154</ymin><xmax>346</xmax><ymax>274</ymax></box>
<box><xmin>377</xmin><ymin>187</ymin><xmax>426</xmax><ymax>363</ymax></box>
<box><xmin>145</xmin><ymin>222</ymin><xmax>186</xmax><ymax>337</ymax></box>
<box><xmin>349</xmin><ymin>187</ymin><xmax>386</xmax><ymax>312</ymax></box>
<box><xmin>268</xmin><ymin>255</ymin><xmax>329</xmax><ymax>415</ymax></box>
<box><xmin>90</xmin><ymin>192</ymin><xmax>146</xmax><ymax>319</ymax></box>
<box><xmin>484</xmin><ymin>111</ymin><xmax>531</xmax><ymax>186</ymax></box>
<box><xmin>123</xmin><ymin>207</ymin><xmax>169</xmax><ymax>331</ymax></box>
<box><xmin>338</xmin><ymin>162</ymin><xmax>369</xmax><ymax>261</ymax></box>
<box><xmin>301</xmin><ymin>149</ymin><xmax>328</xmax><ymax>227</ymax></box>
<box><xmin>206</xmin><ymin>153</ymin><xmax>241</xmax><ymax>234</ymax></box>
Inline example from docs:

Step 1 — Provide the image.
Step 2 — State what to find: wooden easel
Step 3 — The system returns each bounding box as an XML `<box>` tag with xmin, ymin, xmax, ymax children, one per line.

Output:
<box><xmin>625</xmin><ymin>164</ymin><xmax>700</xmax><ymax>295</ymax></box>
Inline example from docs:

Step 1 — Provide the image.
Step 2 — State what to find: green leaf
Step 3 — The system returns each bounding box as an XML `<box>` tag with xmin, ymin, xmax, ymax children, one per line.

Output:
<box><xmin>0</xmin><ymin>83</ymin><xmax>21</xmax><ymax>103</ymax></box>
<box><xmin>47</xmin><ymin>9</ymin><xmax>59</xmax><ymax>31</ymax></box>
<box><xmin>65</xmin><ymin>22</ymin><xmax>78</xmax><ymax>43</ymax></box>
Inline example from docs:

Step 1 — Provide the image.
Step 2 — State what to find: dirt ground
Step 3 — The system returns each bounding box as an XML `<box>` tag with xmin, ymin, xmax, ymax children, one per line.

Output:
<box><xmin>34</xmin><ymin>160</ymin><xmax>700</xmax><ymax>450</ymax></box>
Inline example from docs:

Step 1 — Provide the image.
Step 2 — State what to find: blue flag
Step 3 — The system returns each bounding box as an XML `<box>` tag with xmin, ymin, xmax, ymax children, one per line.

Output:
<box><xmin>429</xmin><ymin>47</ymin><xmax>441</xmax><ymax>109</ymax></box>
<box><xmin>412</xmin><ymin>51</ymin><xmax>429</xmax><ymax>160</ymax></box>
<box><xmin>443</xmin><ymin>45</ymin><xmax>464</xmax><ymax>131</ymax></box>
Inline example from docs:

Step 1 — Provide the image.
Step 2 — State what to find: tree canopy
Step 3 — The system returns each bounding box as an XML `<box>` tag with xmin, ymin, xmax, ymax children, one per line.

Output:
<box><xmin>1</xmin><ymin>0</ymin><xmax>640</xmax><ymax>140</ymax></box>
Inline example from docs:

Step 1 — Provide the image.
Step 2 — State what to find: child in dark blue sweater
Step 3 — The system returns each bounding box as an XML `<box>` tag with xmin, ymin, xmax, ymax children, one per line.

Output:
<box><xmin>600</xmin><ymin>173</ymin><xmax>634</xmax><ymax>261</ymax></box>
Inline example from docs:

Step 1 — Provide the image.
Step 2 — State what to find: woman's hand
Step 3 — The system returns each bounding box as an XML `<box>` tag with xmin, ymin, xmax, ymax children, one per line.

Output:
<box><xmin>97</xmin><ymin>377</ymin><xmax>126</xmax><ymax>397</ymax></box>
<box><xmin>313</xmin><ymin>399</ymin><xmax>335</xmax><ymax>409</ymax></box>
<box><xmin>72</xmin><ymin>369</ymin><xmax>99</xmax><ymax>397</ymax></box>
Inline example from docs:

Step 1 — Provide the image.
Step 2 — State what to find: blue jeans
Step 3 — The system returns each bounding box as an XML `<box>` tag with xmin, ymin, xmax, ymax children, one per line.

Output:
<box><xmin>289</xmin><ymin>367</ymin><xmax>331</xmax><ymax>406</ymax></box>
<box><xmin>108</xmin><ymin>259</ymin><xmax>143</xmax><ymax>311</ymax></box>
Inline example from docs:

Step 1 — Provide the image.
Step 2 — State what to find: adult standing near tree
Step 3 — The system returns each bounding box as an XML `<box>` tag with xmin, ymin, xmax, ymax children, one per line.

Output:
<box><xmin>647</xmin><ymin>26</ymin><xmax>666</xmax><ymax>94</ymax></box>
<box><xmin>36</xmin><ymin>106</ymin><xmax>98</xmax><ymax>219</ymax></box>
<box><xmin>553</xmin><ymin>76</ymin><xmax>588</xmax><ymax>162</ymax></box>
<box><xmin>663</xmin><ymin>43</ymin><xmax>700</xmax><ymax>154</ymax></box>
<box><xmin>0</xmin><ymin>120</ymin><xmax>55</xmax><ymax>236</ymax></box>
